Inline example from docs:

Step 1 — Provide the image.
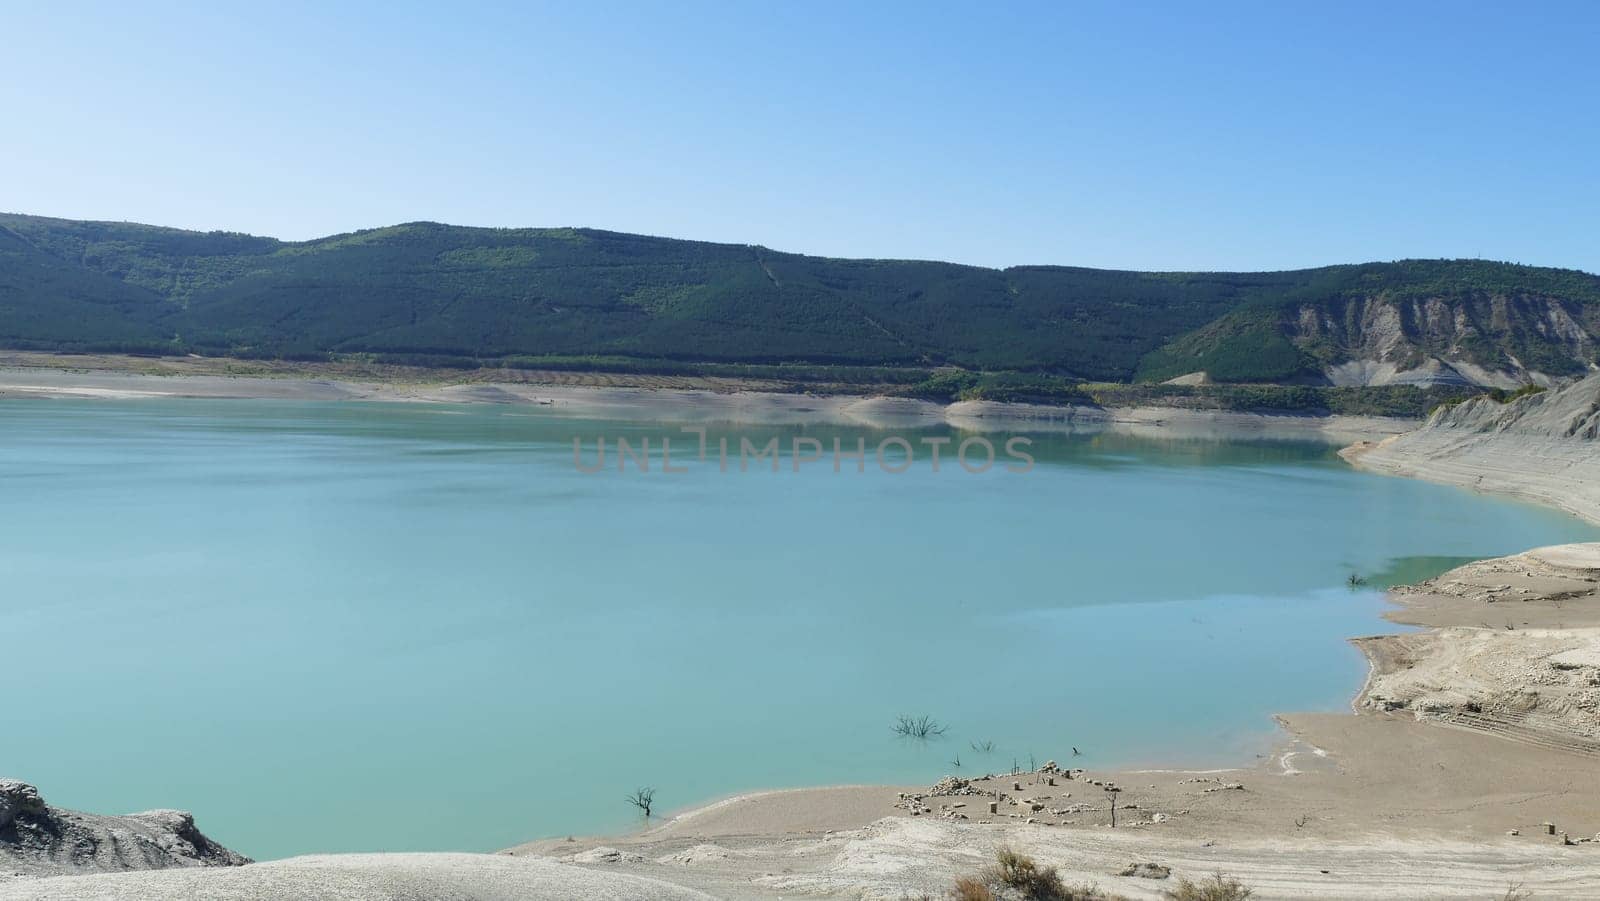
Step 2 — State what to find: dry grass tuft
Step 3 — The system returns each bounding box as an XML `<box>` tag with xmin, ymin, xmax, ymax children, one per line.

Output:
<box><xmin>952</xmin><ymin>876</ymin><xmax>996</xmax><ymax>901</ymax></box>
<box><xmin>992</xmin><ymin>847</ymin><xmax>1068</xmax><ymax>899</ymax></box>
<box><xmin>952</xmin><ymin>847</ymin><xmax>1128</xmax><ymax>901</ymax></box>
<box><xmin>1162</xmin><ymin>872</ymin><xmax>1253</xmax><ymax>901</ymax></box>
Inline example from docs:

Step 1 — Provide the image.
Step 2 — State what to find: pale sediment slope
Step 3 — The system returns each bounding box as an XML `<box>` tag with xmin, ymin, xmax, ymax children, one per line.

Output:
<box><xmin>1344</xmin><ymin>372</ymin><xmax>1600</xmax><ymax>525</ymax></box>
<box><xmin>0</xmin><ymin>366</ymin><xmax>1411</xmax><ymax>442</ymax></box>
<box><xmin>946</xmin><ymin>399</ymin><xmax>1412</xmax><ymax>444</ymax></box>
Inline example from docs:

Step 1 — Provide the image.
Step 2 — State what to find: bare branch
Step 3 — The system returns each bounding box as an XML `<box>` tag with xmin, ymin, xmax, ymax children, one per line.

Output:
<box><xmin>625</xmin><ymin>787</ymin><xmax>656</xmax><ymax>818</ymax></box>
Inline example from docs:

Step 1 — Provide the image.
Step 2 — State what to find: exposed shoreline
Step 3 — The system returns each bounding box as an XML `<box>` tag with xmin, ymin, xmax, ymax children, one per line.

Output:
<box><xmin>4</xmin><ymin>371</ymin><xmax>1598</xmax><ymax>899</ymax></box>
<box><xmin>491</xmin><ymin>546</ymin><xmax>1600</xmax><ymax>900</ymax></box>
<box><xmin>497</xmin><ymin>376</ymin><xmax>1600</xmax><ymax>897</ymax></box>
<box><xmin>0</xmin><ymin>356</ymin><xmax>1413</xmax><ymax>444</ymax></box>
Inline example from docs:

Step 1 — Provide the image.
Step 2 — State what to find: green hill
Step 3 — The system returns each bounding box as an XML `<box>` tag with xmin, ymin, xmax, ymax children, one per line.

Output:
<box><xmin>0</xmin><ymin>225</ymin><xmax>170</xmax><ymax>350</ymax></box>
<box><xmin>1</xmin><ymin>213</ymin><xmax>1596</xmax><ymax>385</ymax></box>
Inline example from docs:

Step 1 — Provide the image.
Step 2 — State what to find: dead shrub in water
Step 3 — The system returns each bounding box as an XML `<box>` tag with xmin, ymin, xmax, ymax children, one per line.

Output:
<box><xmin>624</xmin><ymin>787</ymin><xmax>655</xmax><ymax>817</ymax></box>
<box><xmin>893</xmin><ymin>714</ymin><xmax>948</xmax><ymax>740</ymax></box>
<box><xmin>1163</xmin><ymin>873</ymin><xmax>1253</xmax><ymax>901</ymax></box>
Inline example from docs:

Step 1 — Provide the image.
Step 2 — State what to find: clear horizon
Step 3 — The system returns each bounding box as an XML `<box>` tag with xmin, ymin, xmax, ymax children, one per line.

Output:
<box><xmin>4</xmin><ymin>2</ymin><xmax>1597</xmax><ymax>273</ymax></box>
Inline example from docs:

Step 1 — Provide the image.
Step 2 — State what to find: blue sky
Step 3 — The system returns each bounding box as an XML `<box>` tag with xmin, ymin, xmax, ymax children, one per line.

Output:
<box><xmin>3</xmin><ymin>2</ymin><xmax>1596</xmax><ymax>272</ymax></box>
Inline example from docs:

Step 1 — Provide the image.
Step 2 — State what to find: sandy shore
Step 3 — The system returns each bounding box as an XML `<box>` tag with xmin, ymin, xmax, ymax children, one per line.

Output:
<box><xmin>0</xmin><ymin>358</ymin><xmax>1411</xmax><ymax>443</ymax></box>
<box><xmin>492</xmin><ymin>379</ymin><xmax>1600</xmax><ymax>898</ymax></box>
<box><xmin>491</xmin><ymin>548</ymin><xmax>1600</xmax><ymax>899</ymax></box>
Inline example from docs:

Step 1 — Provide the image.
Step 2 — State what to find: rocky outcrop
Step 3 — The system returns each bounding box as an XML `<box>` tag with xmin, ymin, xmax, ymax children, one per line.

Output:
<box><xmin>1296</xmin><ymin>294</ymin><xmax>1598</xmax><ymax>387</ymax></box>
<box><xmin>0</xmin><ymin>780</ymin><xmax>248</xmax><ymax>880</ymax></box>
<box><xmin>1343</xmin><ymin>373</ymin><xmax>1600</xmax><ymax>524</ymax></box>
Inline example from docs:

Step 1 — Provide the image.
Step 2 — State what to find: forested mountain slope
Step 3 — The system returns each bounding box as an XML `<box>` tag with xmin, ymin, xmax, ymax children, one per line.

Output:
<box><xmin>2</xmin><ymin>213</ymin><xmax>1595</xmax><ymax>386</ymax></box>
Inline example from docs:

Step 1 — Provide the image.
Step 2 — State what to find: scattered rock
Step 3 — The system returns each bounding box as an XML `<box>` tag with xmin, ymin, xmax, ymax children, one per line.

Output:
<box><xmin>657</xmin><ymin>844</ymin><xmax>735</xmax><ymax>866</ymax></box>
<box><xmin>1119</xmin><ymin>862</ymin><xmax>1172</xmax><ymax>879</ymax></box>
<box><xmin>926</xmin><ymin>776</ymin><xmax>980</xmax><ymax>797</ymax></box>
<box><xmin>567</xmin><ymin>846</ymin><xmax>646</xmax><ymax>865</ymax></box>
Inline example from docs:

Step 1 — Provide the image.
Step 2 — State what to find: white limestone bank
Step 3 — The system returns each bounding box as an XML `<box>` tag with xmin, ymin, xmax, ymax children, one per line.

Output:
<box><xmin>1343</xmin><ymin>372</ymin><xmax>1600</xmax><ymax>525</ymax></box>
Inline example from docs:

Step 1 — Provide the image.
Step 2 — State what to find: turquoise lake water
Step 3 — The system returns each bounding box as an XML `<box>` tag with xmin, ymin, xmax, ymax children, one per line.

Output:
<box><xmin>3</xmin><ymin>397</ymin><xmax>1596</xmax><ymax>860</ymax></box>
